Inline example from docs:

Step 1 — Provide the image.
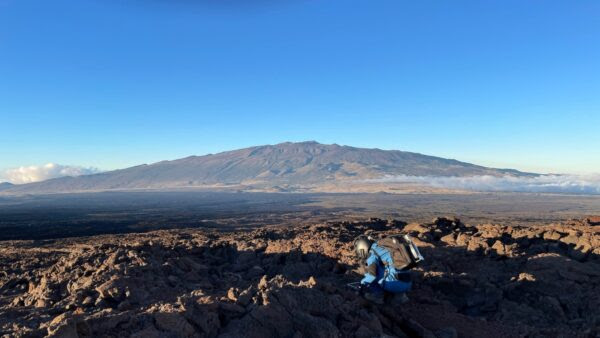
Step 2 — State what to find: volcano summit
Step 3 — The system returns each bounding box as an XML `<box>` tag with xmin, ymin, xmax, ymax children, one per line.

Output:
<box><xmin>1</xmin><ymin>142</ymin><xmax>533</xmax><ymax>194</ymax></box>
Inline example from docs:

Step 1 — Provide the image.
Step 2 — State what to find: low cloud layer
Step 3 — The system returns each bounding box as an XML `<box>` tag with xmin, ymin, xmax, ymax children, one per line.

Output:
<box><xmin>1</xmin><ymin>163</ymin><xmax>100</xmax><ymax>184</ymax></box>
<box><xmin>369</xmin><ymin>174</ymin><xmax>600</xmax><ymax>195</ymax></box>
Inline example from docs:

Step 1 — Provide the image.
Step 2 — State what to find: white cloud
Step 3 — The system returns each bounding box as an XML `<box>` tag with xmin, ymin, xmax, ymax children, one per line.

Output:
<box><xmin>1</xmin><ymin>163</ymin><xmax>100</xmax><ymax>184</ymax></box>
<box><xmin>368</xmin><ymin>174</ymin><xmax>600</xmax><ymax>195</ymax></box>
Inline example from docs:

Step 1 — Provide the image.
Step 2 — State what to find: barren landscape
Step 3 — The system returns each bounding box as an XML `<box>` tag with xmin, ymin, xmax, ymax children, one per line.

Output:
<box><xmin>1</xmin><ymin>192</ymin><xmax>599</xmax><ymax>337</ymax></box>
<box><xmin>0</xmin><ymin>142</ymin><xmax>538</xmax><ymax>195</ymax></box>
<box><xmin>3</xmin><ymin>0</ymin><xmax>598</xmax><ymax>336</ymax></box>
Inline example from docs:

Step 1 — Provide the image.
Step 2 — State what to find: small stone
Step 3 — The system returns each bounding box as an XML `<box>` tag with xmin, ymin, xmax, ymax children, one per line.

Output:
<box><xmin>82</xmin><ymin>296</ymin><xmax>94</xmax><ymax>307</ymax></box>
<box><xmin>227</xmin><ymin>287</ymin><xmax>238</xmax><ymax>302</ymax></box>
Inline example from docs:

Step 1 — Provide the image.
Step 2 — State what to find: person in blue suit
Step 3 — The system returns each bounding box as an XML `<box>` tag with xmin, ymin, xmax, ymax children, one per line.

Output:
<box><xmin>354</xmin><ymin>235</ymin><xmax>413</xmax><ymax>304</ymax></box>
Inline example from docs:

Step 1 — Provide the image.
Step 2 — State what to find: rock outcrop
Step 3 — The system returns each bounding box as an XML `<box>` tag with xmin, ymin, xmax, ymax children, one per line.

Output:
<box><xmin>1</xmin><ymin>217</ymin><xmax>599</xmax><ymax>337</ymax></box>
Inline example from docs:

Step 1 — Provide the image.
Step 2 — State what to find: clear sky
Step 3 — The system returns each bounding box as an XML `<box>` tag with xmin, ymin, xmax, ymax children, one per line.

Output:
<box><xmin>1</xmin><ymin>0</ymin><xmax>599</xmax><ymax>175</ymax></box>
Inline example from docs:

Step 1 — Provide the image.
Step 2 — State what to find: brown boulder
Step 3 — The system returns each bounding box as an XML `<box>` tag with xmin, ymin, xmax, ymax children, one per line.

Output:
<box><xmin>95</xmin><ymin>277</ymin><xmax>127</xmax><ymax>302</ymax></box>
<box><xmin>466</xmin><ymin>237</ymin><xmax>488</xmax><ymax>253</ymax></box>
<box><xmin>46</xmin><ymin>314</ymin><xmax>78</xmax><ymax>338</ymax></box>
<box><xmin>543</xmin><ymin>231</ymin><xmax>563</xmax><ymax>241</ymax></box>
<box><xmin>491</xmin><ymin>240</ymin><xmax>505</xmax><ymax>255</ymax></box>
<box><xmin>404</xmin><ymin>223</ymin><xmax>430</xmax><ymax>234</ymax></box>
<box><xmin>440</xmin><ymin>234</ymin><xmax>456</xmax><ymax>245</ymax></box>
<box><xmin>561</xmin><ymin>234</ymin><xmax>579</xmax><ymax>246</ymax></box>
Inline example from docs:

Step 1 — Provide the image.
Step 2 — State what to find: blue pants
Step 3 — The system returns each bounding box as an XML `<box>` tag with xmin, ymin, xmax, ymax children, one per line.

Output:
<box><xmin>366</xmin><ymin>278</ymin><xmax>412</xmax><ymax>294</ymax></box>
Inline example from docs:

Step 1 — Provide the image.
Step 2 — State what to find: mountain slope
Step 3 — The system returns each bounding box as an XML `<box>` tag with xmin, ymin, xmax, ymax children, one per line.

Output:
<box><xmin>2</xmin><ymin>141</ymin><xmax>534</xmax><ymax>194</ymax></box>
<box><xmin>0</xmin><ymin>182</ymin><xmax>14</xmax><ymax>191</ymax></box>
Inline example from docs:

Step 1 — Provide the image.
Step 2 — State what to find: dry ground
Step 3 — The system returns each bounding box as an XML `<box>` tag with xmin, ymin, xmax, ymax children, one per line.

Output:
<box><xmin>1</xmin><ymin>216</ymin><xmax>600</xmax><ymax>337</ymax></box>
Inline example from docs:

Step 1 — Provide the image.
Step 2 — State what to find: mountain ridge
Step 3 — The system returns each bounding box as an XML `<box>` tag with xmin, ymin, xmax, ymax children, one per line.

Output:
<box><xmin>0</xmin><ymin>182</ymin><xmax>14</xmax><ymax>191</ymax></box>
<box><xmin>1</xmin><ymin>141</ymin><xmax>536</xmax><ymax>194</ymax></box>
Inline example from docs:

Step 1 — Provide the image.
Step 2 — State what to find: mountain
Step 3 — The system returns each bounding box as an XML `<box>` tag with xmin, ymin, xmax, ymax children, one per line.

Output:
<box><xmin>0</xmin><ymin>182</ymin><xmax>14</xmax><ymax>191</ymax></box>
<box><xmin>1</xmin><ymin>141</ymin><xmax>535</xmax><ymax>194</ymax></box>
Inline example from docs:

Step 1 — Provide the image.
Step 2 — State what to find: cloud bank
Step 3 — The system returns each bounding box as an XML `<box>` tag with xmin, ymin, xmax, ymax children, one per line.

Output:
<box><xmin>369</xmin><ymin>174</ymin><xmax>600</xmax><ymax>195</ymax></box>
<box><xmin>1</xmin><ymin>163</ymin><xmax>100</xmax><ymax>184</ymax></box>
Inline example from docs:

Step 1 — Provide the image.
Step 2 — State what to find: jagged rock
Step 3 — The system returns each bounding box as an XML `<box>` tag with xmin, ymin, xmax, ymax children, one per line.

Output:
<box><xmin>227</xmin><ymin>287</ymin><xmax>238</xmax><ymax>302</ymax></box>
<box><xmin>258</xmin><ymin>275</ymin><xmax>269</xmax><ymax>290</ymax></box>
<box><xmin>543</xmin><ymin>231</ymin><xmax>562</xmax><ymax>241</ymax></box>
<box><xmin>455</xmin><ymin>233</ymin><xmax>469</xmax><ymax>246</ymax></box>
<box><xmin>561</xmin><ymin>234</ymin><xmax>579</xmax><ymax>246</ymax></box>
<box><xmin>248</xmin><ymin>304</ymin><xmax>295</xmax><ymax>337</ymax></box>
<box><xmin>404</xmin><ymin>223</ymin><xmax>430</xmax><ymax>234</ymax></box>
<box><xmin>440</xmin><ymin>234</ymin><xmax>456</xmax><ymax>245</ymax></box>
<box><xmin>467</xmin><ymin>237</ymin><xmax>488</xmax><ymax>252</ymax></box>
<box><xmin>1</xmin><ymin>217</ymin><xmax>599</xmax><ymax>337</ymax></box>
<box><xmin>293</xmin><ymin>310</ymin><xmax>340</xmax><ymax>337</ymax></box>
<box><xmin>81</xmin><ymin>296</ymin><xmax>94</xmax><ymax>307</ymax></box>
<box><xmin>95</xmin><ymin>277</ymin><xmax>127</xmax><ymax>302</ymax></box>
<box><xmin>154</xmin><ymin>312</ymin><xmax>196</xmax><ymax>337</ymax></box>
<box><xmin>491</xmin><ymin>240</ymin><xmax>505</xmax><ymax>255</ymax></box>
<box><xmin>46</xmin><ymin>314</ymin><xmax>78</xmax><ymax>338</ymax></box>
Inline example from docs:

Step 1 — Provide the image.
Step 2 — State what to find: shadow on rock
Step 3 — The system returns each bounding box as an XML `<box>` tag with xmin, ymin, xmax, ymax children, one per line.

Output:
<box><xmin>1</xmin><ymin>222</ymin><xmax>417</xmax><ymax>338</ymax></box>
<box><xmin>403</xmin><ymin>217</ymin><xmax>600</xmax><ymax>337</ymax></box>
<box><xmin>1</xmin><ymin>217</ymin><xmax>599</xmax><ymax>337</ymax></box>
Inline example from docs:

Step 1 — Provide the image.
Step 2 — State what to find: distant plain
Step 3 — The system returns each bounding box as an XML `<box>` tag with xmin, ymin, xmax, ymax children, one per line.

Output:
<box><xmin>1</xmin><ymin>191</ymin><xmax>598</xmax><ymax>241</ymax></box>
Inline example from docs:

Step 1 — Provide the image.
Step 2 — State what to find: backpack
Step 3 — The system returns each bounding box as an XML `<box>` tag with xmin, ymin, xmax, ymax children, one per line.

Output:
<box><xmin>375</xmin><ymin>235</ymin><xmax>424</xmax><ymax>271</ymax></box>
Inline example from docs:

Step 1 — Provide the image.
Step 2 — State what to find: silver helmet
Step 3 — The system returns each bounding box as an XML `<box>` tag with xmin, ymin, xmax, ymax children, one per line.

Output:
<box><xmin>353</xmin><ymin>235</ymin><xmax>373</xmax><ymax>259</ymax></box>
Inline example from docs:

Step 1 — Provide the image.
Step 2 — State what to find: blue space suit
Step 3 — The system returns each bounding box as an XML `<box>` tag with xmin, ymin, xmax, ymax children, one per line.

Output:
<box><xmin>360</xmin><ymin>242</ymin><xmax>412</xmax><ymax>294</ymax></box>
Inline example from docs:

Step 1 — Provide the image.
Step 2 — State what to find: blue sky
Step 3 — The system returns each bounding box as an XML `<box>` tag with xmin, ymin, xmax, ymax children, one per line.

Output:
<box><xmin>1</xmin><ymin>0</ymin><xmax>599</xmax><ymax>176</ymax></box>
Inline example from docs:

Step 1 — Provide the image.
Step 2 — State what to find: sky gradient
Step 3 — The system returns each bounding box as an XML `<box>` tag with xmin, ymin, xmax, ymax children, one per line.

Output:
<box><xmin>1</xmin><ymin>0</ymin><xmax>599</xmax><ymax>176</ymax></box>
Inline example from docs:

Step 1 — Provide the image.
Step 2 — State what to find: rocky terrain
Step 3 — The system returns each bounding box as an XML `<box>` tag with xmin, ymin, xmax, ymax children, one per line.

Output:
<box><xmin>1</xmin><ymin>217</ymin><xmax>599</xmax><ymax>337</ymax></box>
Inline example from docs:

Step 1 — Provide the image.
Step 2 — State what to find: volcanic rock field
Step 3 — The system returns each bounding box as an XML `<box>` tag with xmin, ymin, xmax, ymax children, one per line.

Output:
<box><xmin>1</xmin><ymin>217</ymin><xmax>600</xmax><ymax>337</ymax></box>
